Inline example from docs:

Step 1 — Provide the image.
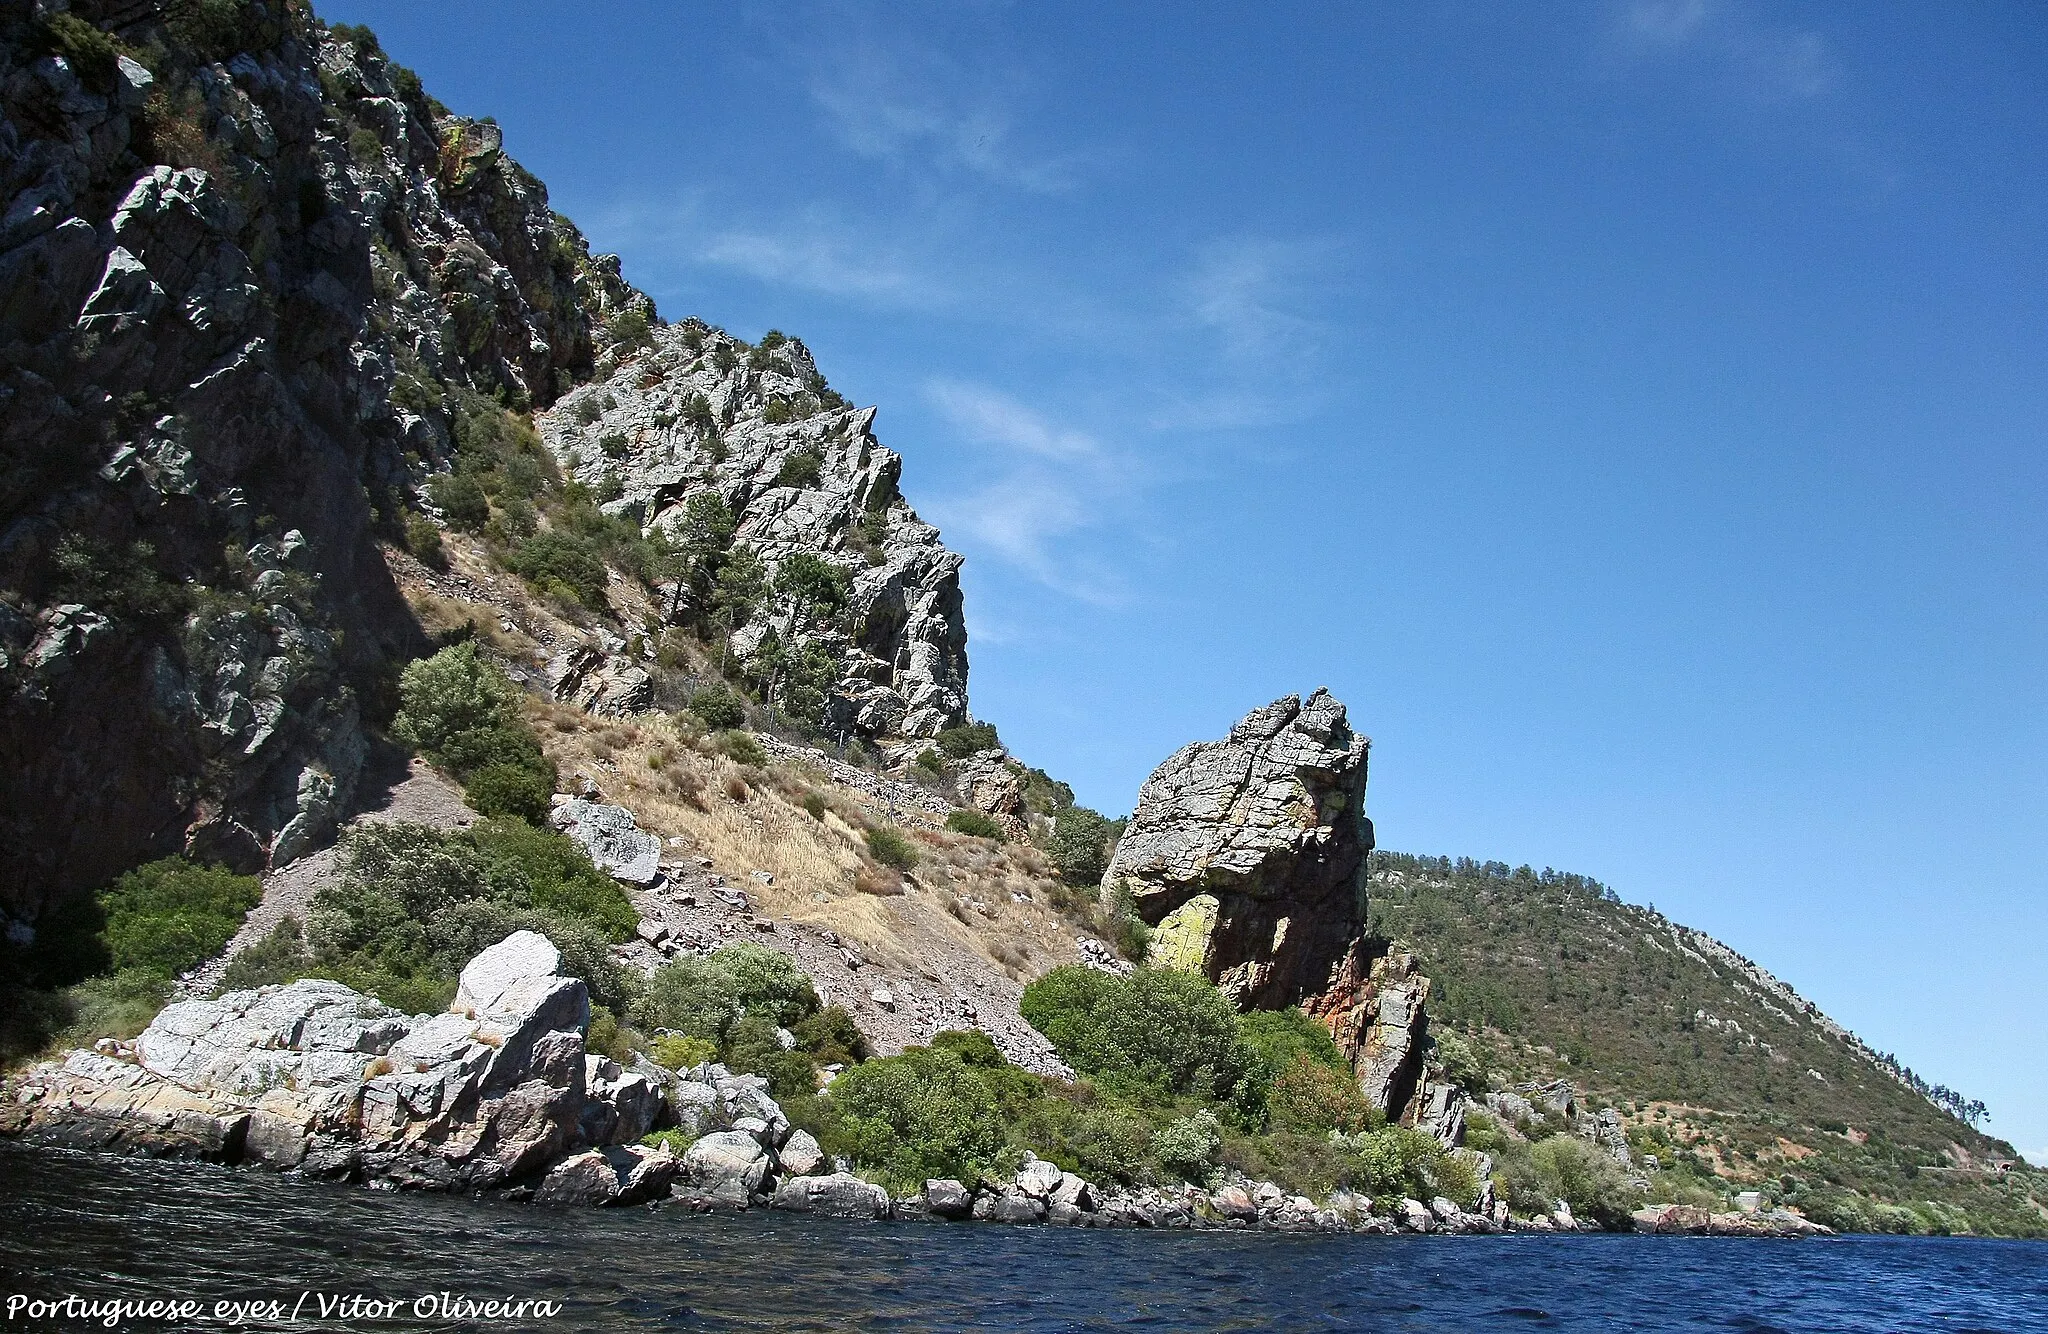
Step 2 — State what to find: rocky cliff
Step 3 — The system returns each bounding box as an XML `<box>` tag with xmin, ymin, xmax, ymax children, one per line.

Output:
<box><xmin>1106</xmin><ymin>689</ymin><xmax>1372</xmax><ymax>1010</ymax></box>
<box><xmin>533</xmin><ymin>324</ymin><xmax>970</xmax><ymax>740</ymax></box>
<box><xmin>0</xmin><ymin>3</ymin><xmax>650</xmax><ymax>917</ymax></box>
<box><xmin>1106</xmin><ymin>688</ymin><xmax>1464</xmax><ymax>1138</ymax></box>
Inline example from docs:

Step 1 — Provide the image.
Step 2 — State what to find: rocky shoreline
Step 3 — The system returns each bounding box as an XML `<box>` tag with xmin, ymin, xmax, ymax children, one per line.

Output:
<box><xmin>1</xmin><ymin>931</ymin><xmax>1828</xmax><ymax>1239</ymax></box>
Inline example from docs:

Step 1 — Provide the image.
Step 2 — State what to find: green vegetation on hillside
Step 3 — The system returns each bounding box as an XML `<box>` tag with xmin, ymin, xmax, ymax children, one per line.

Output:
<box><xmin>790</xmin><ymin>965</ymin><xmax>1469</xmax><ymax>1206</ymax></box>
<box><xmin>0</xmin><ymin>858</ymin><xmax>261</xmax><ymax>1065</ymax></box>
<box><xmin>1368</xmin><ymin>852</ymin><xmax>2047</xmax><ymax>1236</ymax></box>
<box><xmin>221</xmin><ymin>820</ymin><xmax>639</xmax><ymax>1018</ymax></box>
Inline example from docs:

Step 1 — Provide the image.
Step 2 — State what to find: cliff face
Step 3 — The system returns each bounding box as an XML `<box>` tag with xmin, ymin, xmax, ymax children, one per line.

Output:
<box><xmin>1106</xmin><ymin>689</ymin><xmax>1372</xmax><ymax>1010</ymax></box>
<box><xmin>0</xmin><ymin>3</ymin><xmax>649</xmax><ymax>915</ymax></box>
<box><xmin>1105</xmin><ymin>688</ymin><xmax>1461</xmax><ymax>1134</ymax></box>
<box><xmin>536</xmin><ymin>325</ymin><xmax>970</xmax><ymax>740</ymax></box>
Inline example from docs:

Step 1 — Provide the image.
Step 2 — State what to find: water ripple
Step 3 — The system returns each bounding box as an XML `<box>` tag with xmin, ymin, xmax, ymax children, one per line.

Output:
<box><xmin>3</xmin><ymin>1146</ymin><xmax>2045</xmax><ymax>1332</ymax></box>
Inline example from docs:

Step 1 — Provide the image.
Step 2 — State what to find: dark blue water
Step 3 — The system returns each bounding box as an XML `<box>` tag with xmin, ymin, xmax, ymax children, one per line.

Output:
<box><xmin>2</xmin><ymin>1146</ymin><xmax>2042</xmax><ymax>1332</ymax></box>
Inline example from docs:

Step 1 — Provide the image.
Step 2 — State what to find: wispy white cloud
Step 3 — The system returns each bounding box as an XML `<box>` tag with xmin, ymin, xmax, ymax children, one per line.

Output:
<box><xmin>1145</xmin><ymin>236</ymin><xmax>1348</xmax><ymax>431</ymax></box>
<box><xmin>805</xmin><ymin>35</ymin><xmax>1080</xmax><ymax>193</ymax></box>
<box><xmin>582</xmin><ymin>195</ymin><xmax>952</xmax><ymax>309</ymax></box>
<box><xmin>1609</xmin><ymin>0</ymin><xmax>1835</xmax><ymax>103</ymax></box>
<box><xmin>924</xmin><ymin>380</ymin><xmax>1102</xmax><ymax>462</ymax></box>
<box><xmin>922</xmin><ymin>379</ymin><xmax>1127</xmax><ymax>605</ymax></box>
<box><xmin>697</xmin><ymin>223</ymin><xmax>939</xmax><ymax>305</ymax></box>
<box><xmin>1184</xmin><ymin>237</ymin><xmax>1330</xmax><ymax>355</ymax></box>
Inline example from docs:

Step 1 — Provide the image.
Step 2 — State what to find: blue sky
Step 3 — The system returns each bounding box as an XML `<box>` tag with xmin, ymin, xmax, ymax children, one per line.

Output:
<box><xmin>327</xmin><ymin>1</ymin><xmax>2047</xmax><ymax>1160</ymax></box>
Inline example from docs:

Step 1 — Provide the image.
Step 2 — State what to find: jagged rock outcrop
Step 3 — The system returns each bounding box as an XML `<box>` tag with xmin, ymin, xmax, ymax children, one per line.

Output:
<box><xmin>548</xmin><ymin>795</ymin><xmax>661</xmax><ymax>885</ymax></box>
<box><xmin>4</xmin><ymin>930</ymin><xmax>596</xmax><ymax>1187</ymax></box>
<box><xmin>954</xmin><ymin>748</ymin><xmax>1029</xmax><ymax>838</ymax></box>
<box><xmin>1107</xmin><ymin>689</ymin><xmax>1473</xmax><ymax>1140</ymax></box>
<box><xmin>0</xmin><ymin>5</ymin><xmax>652</xmax><ymax>918</ymax></box>
<box><xmin>533</xmin><ymin>324</ymin><xmax>969</xmax><ymax>740</ymax></box>
<box><xmin>545</xmin><ymin>638</ymin><xmax>652</xmax><ymax>717</ymax></box>
<box><xmin>1105</xmin><ymin>689</ymin><xmax>1373</xmax><ymax>1010</ymax></box>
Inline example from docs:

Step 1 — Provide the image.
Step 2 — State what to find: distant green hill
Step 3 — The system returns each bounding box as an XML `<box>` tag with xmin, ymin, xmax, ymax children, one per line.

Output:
<box><xmin>1367</xmin><ymin>852</ymin><xmax>2047</xmax><ymax>1237</ymax></box>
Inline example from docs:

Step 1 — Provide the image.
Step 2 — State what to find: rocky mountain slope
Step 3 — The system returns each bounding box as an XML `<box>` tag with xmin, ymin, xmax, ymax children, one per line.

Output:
<box><xmin>3</xmin><ymin>3</ymin><xmax>2035</xmax><ymax>1239</ymax></box>
<box><xmin>1368</xmin><ymin>854</ymin><xmax>2045</xmax><ymax>1234</ymax></box>
<box><xmin>535</xmin><ymin>325</ymin><xmax>968</xmax><ymax>741</ymax></box>
<box><xmin>0</xmin><ymin>2</ymin><xmax>648</xmax><ymax>915</ymax></box>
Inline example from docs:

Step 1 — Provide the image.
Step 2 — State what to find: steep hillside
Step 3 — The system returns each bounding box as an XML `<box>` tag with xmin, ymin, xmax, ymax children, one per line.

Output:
<box><xmin>1367</xmin><ymin>853</ymin><xmax>2047</xmax><ymax>1235</ymax></box>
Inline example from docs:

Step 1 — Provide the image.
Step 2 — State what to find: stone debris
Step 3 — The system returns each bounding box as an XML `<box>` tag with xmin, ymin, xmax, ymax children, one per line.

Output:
<box><xmin>549</xmin><ymin>798</ymin><xmax>662</xmax><ymax>885</ymax></box>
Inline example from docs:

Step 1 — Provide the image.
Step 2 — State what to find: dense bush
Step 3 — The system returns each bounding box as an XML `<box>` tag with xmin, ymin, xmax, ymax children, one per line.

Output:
<box><xmin>1048</xmin><ymin>806</ymin><xmax>1119</xmax><ymax>885</ymax></box>
<box><xmin>392</xmin><ymin>643</ymin><xmax>557</xmax><ymax>819</ymax></box>
<box><xmin>221</xmin><ymin>821</ymin><xmax>636</xmax><ymax>1016</ymax></box>
<box><xmin>945</xmin><ymin>809</ymin><xmax>1005</xmax><ymax>841</ymax></box>
<box><xmin>1154</xmin><ymin>1110</ymin><xmax>1224</xmax><ymax>1184</ymax></box>
<box><xmin>428</xmin><ymin>472</ymin><xmax>491</xmax><ymax>532</ymax></box>
<box><xmin>507</xmin><ymin>530</ymin><xmax>609</xmax><ymax>609</ymax></box>
<box><xmin>826</xmin><ymin>1045</ymin><xmax>1010</xmax><ymax>1192</ymax></box>
<box><xmin>99</xmin><ymin>858</ymin><xmax>261</xmax><ymax>982</ymax></box>
<box><xmin>714</xmin><ymin>729</ymin><xmax>766</xmax><ymax>767</ymax></box>
<box><xmin>1267</xmin><ymin>1054</ymin><xmax>1376</xmax><ymax>1135</ymax></box>
<box><xmin>770</xmin><ymin>447</ymin><xmax>824</xmax><ymax>490</ymax></box>
<box><xmin>1020</xmin><ymin>966</ymin><xmax>1255</xmax><ymax>1108</ymax></box>
<box><xmin>634</xmin><ymin>942</ymin><xmax>819</xmax><ymax>1047</ymax></box>
<box><xmin>685</xmin><ymin>683</ymin><xmax>747</xmax><ymax>730</ymax></box>
<box><xmin>864</xmin><ymin>825</ymin><xmax>918</xmax><ymax>870</ymax></box>
<box><xmin>936</xmin><ymin>722</ymin><xmax>1000</xmax><ymax>758</ymax></box>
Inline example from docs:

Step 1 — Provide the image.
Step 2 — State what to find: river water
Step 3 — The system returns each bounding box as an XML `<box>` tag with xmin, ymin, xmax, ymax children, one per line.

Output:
<box><xmin>1</xmin><ymin>1146</ymin><xmax>2042</xmax><ymax>1332</ymax></box>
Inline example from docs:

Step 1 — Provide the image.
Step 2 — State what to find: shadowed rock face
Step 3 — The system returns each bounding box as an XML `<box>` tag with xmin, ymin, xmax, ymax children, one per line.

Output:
<box><xmin>1105</xmin><ymin>689</ymin><xmax>1373</xmax><ymax>1011</ymax></box>
<box><xmin>0</xmin><ymin>9</ymin><xmax>649</xmax><ymax>916</ymax></box>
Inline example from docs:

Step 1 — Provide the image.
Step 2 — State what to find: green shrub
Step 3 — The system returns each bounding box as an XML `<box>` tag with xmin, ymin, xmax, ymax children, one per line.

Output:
<box><xmin>507</xmin><ymin>530</ymin><xmax>609</xmax><ymax>609</ymax></box>
<box><xmin>462</xmin><ymin>762</ymin><xmax>554</xmax><ymax>824</ymax></box>
<box><xmin>216</xmin><ymin>916</ymin><xmax>311</xmax><ymax>993</ymax></box>
<box><xmin>826</xmin><ymin>1046</ymin><xmax>1009</xmax><ymax>1192</ymax></box>
<box><xmin>1430</xmin><ymin>1028</ymin><xmax>1489</xmax><ymax>1094</ymax></box>
<box><xmin>1154</xmin><ymin>1110</ymin><xmax>1222</xmax><ymax>1183</ymax></box>
<box><xmin>1267</xmin><ymin>1054</ymin><xmax>1375</xmax><ymax>1135</ymax></box>
<box><xmin>404</xmin><ymin>513</ymin><xmax>445</xmax><ymax>567</ymax></box>
<box><xmin>936</xmin><ymin>722</ymin><xmax>1000</xmax><ymax>759</ymax></box>
<box><xmin>914</xmin><ymin>747</ymin><xmax>945</xmax><ymax>777</ymax></box>
<box><xmin>792</xmin><ymin>1006</ymin><xmax>869</xmax><ymax>1066</ymax></box>
<box><xmin>55</xmin><ymin>969</ymin><xmax>173</xmax><ymax>1050</ymax></box>
<box><xmin>392</xmin><ymin>642</ymin><xmax>513</xmax><ymax>755</ymax></box>
<box><xmin>864</xmin><ymin>825</ymin><xmax>918</xmax><ymax>870</ymax></box>
<box><xmin>770</xmin><ymin>447</ymin><xmax>823</xmax><ymax>489</ymax></box>
<box><xmin>607</xmin><ymin>309</ymin><xmax>653</xmax><ymax>352</ymax></box>
<box><xmin>651</xmin><ymin>1034</ymin><xmax>717</xmax><ymax>1071</ymax></box>
<box><xmin>428</xmin><ymin>472</ymin><xmax>491</xmax><ymax>532</ymax></box>
<box><xmin>1522</xmin><ymin>1134</ymin><xmax>1644</xmax><ymax>1228</ymax></box>
<box><xmin>1019</xmin><ymin>966</ymin><xmax>1255</xmax><ymax>1106</ymax></box>
<box><xmin>929</xmin><ymin>1028</ymin><xmax>1005</xmax><ymax>1067</ymax></box>
<box><xmin>262</xmin><ymin>821</ymin><xmax>637</xmax><ymax>1015</ymax></box>
<box><xmin>348</xmin><ymin>126</ymin><xmax>383</xmax><ymax>164</ymax></box>
<box><xmin>1048</xmin><ymin>806</ymin><xmax>1118</xmax><ymax>885</ymax></box>
<box><xmin>1238</xmin><ymin>1008</ymin><xmax>1347</xmax><ymax>1081</ymax></box>
<box><xmin>634</xmin><ymin>942</ymin><xmax>819</xmax><ymax>1046</ymax></box>
<box><xmin>391</xmin><ymin>643</ymin><xmax>558</xmax><ymax>813</ymax></box>
<box><xmin>945</xmin><ymin>809</ymin><xmax>1005</xmax><ymax>841</ymax></box>
<box><xmin>1345</xmin><ymin>1125</ymin><xmax>1452</xmax><ymax>1205</ymax></box>
<box><xmin>686</xmin><ymin>683</ymin><xmax>746</xmax><ymax>730</ymax></box>
<box><xmin>32</xmin><ymin>14</ymin><xmax>119</xmax><ymax>93</ymax></box>
<box><xmin>715</xmin><ymin>729</ymin><xmax>766</xmax><ymax>767</ymax></box>
<box><xmin>1009</xmin><ymin>1087</ymin><xmax>1153</xmax><ymax>1186</ymax></box>
<box><xmin>99</xmin><ymin>858</ymin><xmax>261</xmax><ymax>981</ymax></box>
